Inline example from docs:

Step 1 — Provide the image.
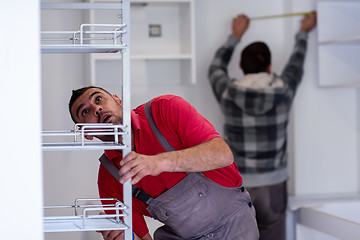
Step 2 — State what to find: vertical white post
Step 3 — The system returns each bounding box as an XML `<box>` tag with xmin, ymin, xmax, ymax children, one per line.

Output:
<box><xmin>121</xmin><ymin>1</ymin><xmax>133</xmax><ymax>240</ymax></box>
<box><xmin>190</xmin><ymin>0</ymin><xmax>196</xmax><ymax>85</ymax></box>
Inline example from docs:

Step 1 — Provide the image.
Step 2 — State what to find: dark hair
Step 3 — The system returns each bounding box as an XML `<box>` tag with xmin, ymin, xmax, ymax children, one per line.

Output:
<box><xmin>240</xmin><ymin>42</ymin><xmax>271</xmax><ymax>74</ymax></box>
<box><xmin>68</xmin><ymin>86</ymin><xmax>112</xmax><ymax>123</ymax></box>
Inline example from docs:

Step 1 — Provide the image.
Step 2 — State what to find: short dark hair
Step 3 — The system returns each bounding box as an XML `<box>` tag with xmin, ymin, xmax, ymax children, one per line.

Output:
<box><xmin>68</xmin><ymin>86</ymin><xmax>112</xmax><ymax>123</ymax></box>
<box><xmin>240</xmin><ymin>42</ymin><xmax>271</xmax><ymax>74</ymax></box>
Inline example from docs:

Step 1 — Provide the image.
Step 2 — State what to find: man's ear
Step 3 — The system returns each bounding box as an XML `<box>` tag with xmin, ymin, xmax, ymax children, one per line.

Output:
<box><xmin>113</xmin><ymin>94</ymin><xmax>123</xmax><ymax>106</ymax></box>
<box><xmin>267</xmin><ymin>64</ymin><xmax>272</xmax><ymax>73</ymax></box>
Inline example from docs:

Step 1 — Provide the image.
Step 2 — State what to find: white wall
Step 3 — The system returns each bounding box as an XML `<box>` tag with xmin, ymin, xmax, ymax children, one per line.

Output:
<box><xmin>0</xmin><ymin>1</ymin><xmax>43</xmax><ymax>240</ymax></box>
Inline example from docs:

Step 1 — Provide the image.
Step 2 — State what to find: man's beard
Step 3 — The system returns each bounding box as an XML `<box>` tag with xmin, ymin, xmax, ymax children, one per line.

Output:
<box><xmin>105</xmin><ymin>114</ymin><xmax>122</xmax><ymax>125</ymax></box>
<box><xmin>96</xmin><ymin>114</ymin><xmax>123</xmax><ymax>142</ymax></box>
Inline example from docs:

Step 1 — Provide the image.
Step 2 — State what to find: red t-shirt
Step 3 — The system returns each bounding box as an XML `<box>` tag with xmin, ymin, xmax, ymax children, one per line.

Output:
<box><xmin>97</xmin><ymin>95</ymin><xmax>242</xmax><ymax>238</ymax></box>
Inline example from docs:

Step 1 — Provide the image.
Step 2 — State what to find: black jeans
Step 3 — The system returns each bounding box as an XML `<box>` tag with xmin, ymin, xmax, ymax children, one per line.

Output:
<box><xmin>247</xmin><ymin>181</ymin><xmax>287</xmax><ymax>240</ymax></box>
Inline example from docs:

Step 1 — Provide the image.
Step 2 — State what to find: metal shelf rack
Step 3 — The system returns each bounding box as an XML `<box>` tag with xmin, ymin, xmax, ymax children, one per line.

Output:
<box><xmin>44</xmin><ymin>198</ymin><xmax>130</xmax><ymax>232</ymax></box>
<box><xmin>41</xmin><ymin>2</ymin><xmax>127</xmax><ymax>54</ymax></box>
<box><xmin>41</xmin><ymin>1</ymin><xmax>132</xmax><ymax>239</ymax></box>
<box><xmin>41</xmin><ymin>22</ymin><xmax>127</xmax><ymax>53</ymax></box>
<box><xmin>42</xmin><ymin>123</ymin><xmax>128</xmax><ymax>151</ymax></box>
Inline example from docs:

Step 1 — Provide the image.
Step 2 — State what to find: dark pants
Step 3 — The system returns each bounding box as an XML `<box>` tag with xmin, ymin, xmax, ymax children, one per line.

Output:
<box><xmin>147</xmin><ymin>172</ymin><xmax>259</xmax><ymax>240</ymax></box>
<box><xmin>247</xmin><ymin>181</ymin><xmax>287</xmax><ymax>240</ymax></box>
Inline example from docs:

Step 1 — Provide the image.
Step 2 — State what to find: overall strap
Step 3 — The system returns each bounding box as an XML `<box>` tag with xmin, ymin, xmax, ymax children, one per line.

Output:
<box><xmin>144</xmin><ymin>101</ymin><xmax>176</xmax><ymax>152</ymax></box>
<box><xmin>99</xmin><ymin>153</ymin><xmax>153</xmax><ymax>205</ymax></box>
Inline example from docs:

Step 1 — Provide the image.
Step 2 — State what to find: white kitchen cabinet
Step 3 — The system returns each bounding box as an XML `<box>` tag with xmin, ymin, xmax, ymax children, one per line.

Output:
<box><xmin>317</xmin><ymin>0</ymin><xmax>360</xmax><ymax>87</ymax></box>
<box><xmin>89</xmin><ymin>0</ymin><xmax>196</xmax><ymax>89</ymax></box>
<box><xmin>41</xmin><ymin>2</ymin><xmax>133</xmax><ymax>239</ymax></box>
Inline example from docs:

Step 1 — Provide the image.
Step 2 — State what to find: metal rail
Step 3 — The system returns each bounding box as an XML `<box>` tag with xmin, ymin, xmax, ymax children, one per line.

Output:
<box><xmin>42</xmin><ymin>123</ymin><xmax>128</xmax><ymax>151</ymax></box>
<box><xmin>44</xmin><ymin>198</ymin><xmax>129</xmax><ymax>232</ymax></box>
<box><xmin>41</xmin><ymin>23</ymin><xmax>127</xmax><ymax>53</ymax></box>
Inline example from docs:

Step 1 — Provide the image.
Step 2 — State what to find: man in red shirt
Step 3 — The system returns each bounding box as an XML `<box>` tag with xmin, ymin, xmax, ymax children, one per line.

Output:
<box><xmin>69</xmin><ymin>86</ymin><xmax>259</xmax><ymax>240</ymax></box>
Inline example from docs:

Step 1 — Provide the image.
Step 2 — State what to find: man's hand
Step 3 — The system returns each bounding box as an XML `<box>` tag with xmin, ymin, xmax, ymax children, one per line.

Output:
<box><xmin>97</xmin><ymin>212</ymin><xmax>126</xmax><ymax>240</ymax></box>
<box><xmin>119</xmin><ymin>152</ymin><xmax>166</xmax><ymax>185</ymax></box>
<box><xmin>97</xmin><ymin>213</ymin><xmax>144</xmax><ymax>240</ymax></box>
<box><xmin>232</xmin><ymin>14</ymin><xmax>250</xmax><ymax>38</ymax></box>
<box><xmin>301</xmin><ymin>11</ymin><xmax>317</xmax><ymax>33</ymax></box>
<box><xmin>98</xmin><ymin>230</ymin><xmax>144</xmax><ymax>240</ymax></box>
<box><xmin>97</xmin><ymin>213</ymin><xmax>153</xmax><ymax>240</ymax></box>
<box><xmin>97</xmin><ymin>229</ymin><xmax>126</xmax><ymax>240</ymax></box>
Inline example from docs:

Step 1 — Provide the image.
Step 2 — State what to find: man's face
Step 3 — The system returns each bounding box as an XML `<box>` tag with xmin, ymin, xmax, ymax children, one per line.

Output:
<box><xmin>70</xmin><ymin>88</ymin><xmax>123</xmax><ymax>141</ymax></box>
<box><xmin>71</xmin><ymin>88</ymin><xmax>123</xmax><ymax>125</ymax></box>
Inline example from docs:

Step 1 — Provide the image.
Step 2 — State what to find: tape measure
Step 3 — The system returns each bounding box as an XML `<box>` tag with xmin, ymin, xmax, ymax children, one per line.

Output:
<box><xmin>251</xmin><ymin>11</ymin><xmax>312</xmax><ymax>20</ymax></box>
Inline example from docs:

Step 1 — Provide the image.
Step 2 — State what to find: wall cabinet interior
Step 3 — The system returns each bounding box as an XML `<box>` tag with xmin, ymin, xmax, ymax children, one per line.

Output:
<box><xmin>317</xmin><ymin>1</ymin><xmax>360</xmax><ymax>87</ymax></box>
<box><xmin>90</xmin><ymin>0</ymin><xmax>196</xmax><ymax>93</ymax></box>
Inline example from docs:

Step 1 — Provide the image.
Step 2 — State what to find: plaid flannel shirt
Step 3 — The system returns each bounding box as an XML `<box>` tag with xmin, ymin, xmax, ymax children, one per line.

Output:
<box><xmin>208</xmin><ymin>31</ymin><xmax>308</xmax><ymax>187</ymax></box>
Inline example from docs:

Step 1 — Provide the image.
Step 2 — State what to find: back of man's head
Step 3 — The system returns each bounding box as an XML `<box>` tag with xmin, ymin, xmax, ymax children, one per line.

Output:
<box><xmin>240</xmin><ymin>42</ymin><xmax>271</xmax><ymax>74</ymax></box>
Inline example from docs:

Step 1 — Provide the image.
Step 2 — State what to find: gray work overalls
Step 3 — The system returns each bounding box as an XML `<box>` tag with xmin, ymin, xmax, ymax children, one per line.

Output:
<box><xmin>100</xmin><ymin>101</ymin><xmax>259</xmax><ymax>240</ymax></box>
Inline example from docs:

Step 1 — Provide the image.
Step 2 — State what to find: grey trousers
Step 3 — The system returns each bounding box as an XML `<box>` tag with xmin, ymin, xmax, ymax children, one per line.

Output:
<box><xmin>147</xmin><ymin>172</ymin><xmax>259</xmax><ymax>240</ymax></box>
<box><xmin>247</xmin><ymin>181</ymin><xmax>287</xmax><ymax>240</ymax></box>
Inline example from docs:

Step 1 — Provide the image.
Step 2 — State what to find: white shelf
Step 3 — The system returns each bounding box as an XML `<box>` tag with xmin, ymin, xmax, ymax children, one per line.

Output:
<box><xmin>44</xmin><ymin>218</ymin><xmax>128</xmax><ymax>232</ymax></box>
<box><xmin>42</xmin><ymin>45</ymin><xmax>125</xmax><ymax>54</ymax></box>
<box><xmin>90</xmin><ymin>53</ymin><xmax>192</xmax><ymax>60</ymax></box>
<box><xmin>43</xmin><ymin>142</ymin><xmax>126</xmax><ymax>151</ymax></box>
<box><xmin>42</xmin><ymin>124</ymin><xmax>128</xmax><ymax>151</ymax></box>
<box><xmin>132</xmin><ymin>54</ymin><xmax>192</xmax><ymax>60</ymax></box>
<box><xmin>319</xmin><ymin>36</ymin><xmax>360</xmax><ymax>45</ymax></box>
<box><xmin>41</xmin><ymin>2</ymin><xmax>123</xmax><ymax>10</ymax></box>
<box><xmin>44</xmin><ymin>198</ymin><xmax>130</xmax><ymax>232</ymax></box>
<box><xmin>41</xmin><ymin>22</ymin><xmax>127</xmax><ymax>54</ymax></box>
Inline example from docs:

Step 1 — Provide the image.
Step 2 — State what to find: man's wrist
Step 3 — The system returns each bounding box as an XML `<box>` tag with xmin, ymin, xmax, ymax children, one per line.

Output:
<box><xmin>296</xmin><ymin>30</ymin><xmax>308</xmax><ymax>41</ymax></box>
<box><xmin>229</xmin><ymin>34</ymin><xmax>241</xmax><ymax>46</ymax></box>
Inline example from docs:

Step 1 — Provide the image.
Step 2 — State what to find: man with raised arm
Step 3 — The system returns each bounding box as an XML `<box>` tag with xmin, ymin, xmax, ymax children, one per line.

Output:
<box><xmin>208</xmin><ymin>12</ymin><xmax>317</xmax><ymax>240</ymax></box>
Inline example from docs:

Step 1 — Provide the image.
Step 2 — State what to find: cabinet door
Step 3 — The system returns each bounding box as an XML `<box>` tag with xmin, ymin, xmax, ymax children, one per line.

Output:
<box><xmin>318</xmin><ymin>1</ymin><xmax>360</xmax><ymax>87</ymax></box>
<box><xmin>319</xmin><ymin>44</ymin><xmax>360</xmax><ymax>87</ymax></box>
<box><xmin>318</xmin><ymin>1</ymin><xmax>360</xmax><ymax>43</ymax></box>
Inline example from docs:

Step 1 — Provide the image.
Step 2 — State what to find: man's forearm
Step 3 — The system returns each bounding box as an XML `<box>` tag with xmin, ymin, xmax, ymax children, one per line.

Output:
<box><xmin>158</xmin><ymin>137</ymin><xmax>234</xmax><ymax>173</ymax></box>
<box><xmin>119</xmin><ymin>138</ymin><xmax>234</xmax><ymax>184</ymax></box>
<box><xmin>281</xmin><ymin>31</ymin><xmax>308</xmax><ymax>90</ymax></box>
